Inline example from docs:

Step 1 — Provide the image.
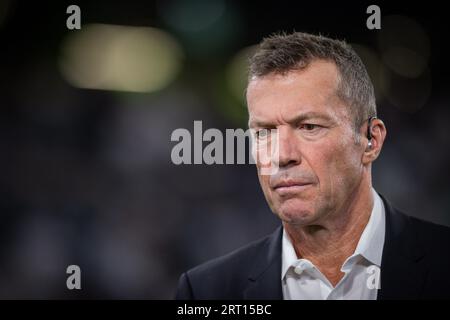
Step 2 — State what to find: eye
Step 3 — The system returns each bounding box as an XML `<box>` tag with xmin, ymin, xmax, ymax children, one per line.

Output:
<box><xmin>255</xmin><ymin>128</ymin><xmax>270</xmax><ymax>139</ymax></box>
<box><xmin>300</xmin><ymin>123</ymin><xmax>320</xmax><ymax>131</ymax></box>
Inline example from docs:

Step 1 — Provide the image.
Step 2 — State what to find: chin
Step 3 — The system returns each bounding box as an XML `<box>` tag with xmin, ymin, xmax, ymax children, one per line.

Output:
<box><xmin>276</xmin><ymin>199</ymin><xmax>317</xmax><ymax>225</ymax></box>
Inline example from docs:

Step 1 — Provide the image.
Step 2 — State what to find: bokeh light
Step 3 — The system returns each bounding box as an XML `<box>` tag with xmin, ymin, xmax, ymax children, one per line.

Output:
<box><xmin>378</xmin><ymin>15</ymin><xmax>430</xmax><ymax>78</ymax></box>
<box><xmin>158</xmin><ymin>0</ymin><xmax>226</xmax><ymax>33</ymax></box>
<box><xmin>157</xmin><ymin>0</ymin><xmax>241</xmax><ymax>57</ymax></box>
<box><xmin>375</xmin><ymin>15</ymin><xmax>432</xmax><ymax>112</ymax></box>
<box><xmin>59</xmin><ymin>24</ymin><xmax>184</xmax><ymax>93</ymax></box>
<box><xmin>226</xmin><ymin>45</ymin><xmax>256</xmax><ymax>106</ymax></box>
<box><xmin>213</xmin><ymin>45</ymin><xmax>256</xmax><ymax>126</ymax></box>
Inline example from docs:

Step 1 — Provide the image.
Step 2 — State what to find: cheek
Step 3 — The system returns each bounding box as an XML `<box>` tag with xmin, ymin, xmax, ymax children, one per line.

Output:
<box><xmin>261</xmin><ymin>175</ymin><xmax>272</xmax><ymax>194</ymax></box>
<box><xmin>257</xmin><ymin>173</ymin><xmax>276</xmax><ymax>205</ymax></box>
<box><xmin>309</xmin><ymin>141</ymin><xmax>358</xmax><ymax>185</ymax></box>
<box><xmin>316</xmin><ymin>141</ymin><xmax>362</xmax><ymax>191</ymax></box>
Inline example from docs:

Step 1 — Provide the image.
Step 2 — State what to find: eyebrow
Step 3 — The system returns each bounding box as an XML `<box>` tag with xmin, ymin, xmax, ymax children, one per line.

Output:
<box><xmin>248</xmin><ymin>111</ymin><xmax>333</xmax><ymax>128</ymax></box>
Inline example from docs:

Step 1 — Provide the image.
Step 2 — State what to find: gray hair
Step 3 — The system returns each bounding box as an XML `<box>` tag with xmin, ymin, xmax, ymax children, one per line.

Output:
<box><xmin>248</xmin><ymin>32</ymin><xmax>377</xmax><ymax>135</ymax></box>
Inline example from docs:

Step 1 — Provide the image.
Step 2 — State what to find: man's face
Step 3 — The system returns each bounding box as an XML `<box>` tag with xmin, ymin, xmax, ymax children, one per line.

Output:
<box><xmin>246</xmin><ymin>60</ymin><xmax>366</xmax><ymax>226</ymax></box>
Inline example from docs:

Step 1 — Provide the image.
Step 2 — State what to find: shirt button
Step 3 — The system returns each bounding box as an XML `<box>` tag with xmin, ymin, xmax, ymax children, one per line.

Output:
<box><xmin>294</xmin><ymin>260</ymin><xmax>310</xmax><ymax>275</ymax></box>
<box><xmin>294</xmin><ymin>266</ymin><xmax>303</xmax><ymax>275</ymax></box>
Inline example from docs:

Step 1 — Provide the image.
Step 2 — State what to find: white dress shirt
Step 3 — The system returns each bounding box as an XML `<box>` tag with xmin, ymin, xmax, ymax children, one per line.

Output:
<box><xmin>282</xmin><ymin>188</ymin><xmax>386</xmax><ymax>300</ymax></box>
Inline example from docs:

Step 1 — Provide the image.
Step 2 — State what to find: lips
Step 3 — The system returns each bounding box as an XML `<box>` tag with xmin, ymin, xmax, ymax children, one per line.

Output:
<box><xmin>273</xmin><ymin>180</ymin><xmax>311</xmax><ymax>189</ymax></box>
<box><xmin>271</xmin><ymin>179</ymin><xmax>313</xmax><ymax>196</ymax></box>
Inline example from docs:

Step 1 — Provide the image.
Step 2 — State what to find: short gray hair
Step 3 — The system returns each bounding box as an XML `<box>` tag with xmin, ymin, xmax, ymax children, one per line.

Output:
<box><xmin>248</xmin><ymin>32</ymin><xmax>377</xmax><ymax>133</ymax></box>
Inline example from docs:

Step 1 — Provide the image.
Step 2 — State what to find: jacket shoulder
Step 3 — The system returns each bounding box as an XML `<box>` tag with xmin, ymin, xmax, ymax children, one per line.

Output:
<box><xmin>408</xmin><ymin>215</ymin><xmax>450</xmax><ymax>248</ymax></box>
<box><xmin>178</xmin><ymin>229</ymin><xmax>280</xmax><ymax>299</ymax></box>
<box><xmin>188</xmin><ymin>231</ymin><xmax>273</xmax><ymax>280</ymax></box>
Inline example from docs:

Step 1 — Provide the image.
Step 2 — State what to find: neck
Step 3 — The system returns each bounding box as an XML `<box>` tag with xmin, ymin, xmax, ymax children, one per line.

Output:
<box><xmin>283</xmin><ymin>174</ymin><xmax>374</xmax><ymax>285</ymax></box>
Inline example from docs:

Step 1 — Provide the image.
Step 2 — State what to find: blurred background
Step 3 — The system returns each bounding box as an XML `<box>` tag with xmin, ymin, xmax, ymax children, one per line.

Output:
<box><xmin>0</xmin><ymin>0</ymin><xmax>449</xmax><ymax>298</ymax></box>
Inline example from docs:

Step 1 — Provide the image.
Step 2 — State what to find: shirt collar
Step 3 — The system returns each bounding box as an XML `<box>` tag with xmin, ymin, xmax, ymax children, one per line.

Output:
<box><xmin>281</xmin><ymin>188</ymin><xmax>386</xmax><ymax>279</ymax></box>
<box><xmin>352</xmin><ymin>188</ymin><xmax>385</xmax><ymax>267</ymax></box>
<box><xmin>281</xmin><ymin>225</ymin><xmax>300</xmax><ymax>280</ymax></box>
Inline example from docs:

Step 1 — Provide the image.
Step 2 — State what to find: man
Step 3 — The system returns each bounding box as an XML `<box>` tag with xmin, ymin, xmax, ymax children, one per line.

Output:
<box><xmin>175</xmin><ymin>32</ymin><xmax>450</xmax><ymax>299</ymax></box>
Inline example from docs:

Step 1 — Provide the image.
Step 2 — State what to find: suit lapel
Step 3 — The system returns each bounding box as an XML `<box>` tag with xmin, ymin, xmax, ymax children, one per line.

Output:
<box><xmin>377</xmin><ymin>195</ymin><xmax>428</xmax><ymax>300</ymax></box>
<box><xmin>243</xmin><ymin>226</ymin><xmax>283</xmax><ymax>299</ymax></box>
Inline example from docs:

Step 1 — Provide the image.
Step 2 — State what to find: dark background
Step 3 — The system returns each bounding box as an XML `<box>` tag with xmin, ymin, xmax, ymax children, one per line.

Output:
<box><xmin>0</xmin><ymin>0</ymin><xmax>449</xmax><ymax>298</ymax></box>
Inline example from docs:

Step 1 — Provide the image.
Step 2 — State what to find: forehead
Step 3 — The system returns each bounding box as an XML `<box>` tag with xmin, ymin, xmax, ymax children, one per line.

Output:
<box><xmin>246</xmin><ymin>60</ymin><xmax>347</xmax><ymax>125</ymax></box>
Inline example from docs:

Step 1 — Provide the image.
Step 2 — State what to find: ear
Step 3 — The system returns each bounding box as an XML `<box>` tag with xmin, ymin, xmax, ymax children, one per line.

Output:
<box><xmin>362</xmin><ymin>118</ymin><xmax>387</xmax><ymax>165</ymax></box>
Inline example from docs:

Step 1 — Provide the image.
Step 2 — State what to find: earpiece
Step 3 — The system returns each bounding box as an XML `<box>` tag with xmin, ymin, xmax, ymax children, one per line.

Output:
<box><xmin>366</xmin><ymin>116</ymin><xmax>377</xmax><ymax>151</ymax></box>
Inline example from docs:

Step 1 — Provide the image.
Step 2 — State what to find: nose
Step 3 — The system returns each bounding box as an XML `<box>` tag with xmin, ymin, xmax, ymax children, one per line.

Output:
<box><xmin>274</xmin><ymin>126</ymin><xmax>302</xmax><ymax>168</ymax></box>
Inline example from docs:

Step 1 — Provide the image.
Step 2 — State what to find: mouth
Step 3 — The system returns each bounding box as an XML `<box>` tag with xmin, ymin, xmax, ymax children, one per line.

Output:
<box><xmin>273</xmin><ymin>181</ymin><xmax>312</xmax><ymax>194</ymax></box>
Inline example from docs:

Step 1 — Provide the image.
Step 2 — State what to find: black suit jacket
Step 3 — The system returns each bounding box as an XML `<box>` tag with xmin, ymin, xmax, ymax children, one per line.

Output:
<box><xmin>176</xmin><ymin>195</ymin><xmax>450</xmax><ymax>299</ymax></box>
